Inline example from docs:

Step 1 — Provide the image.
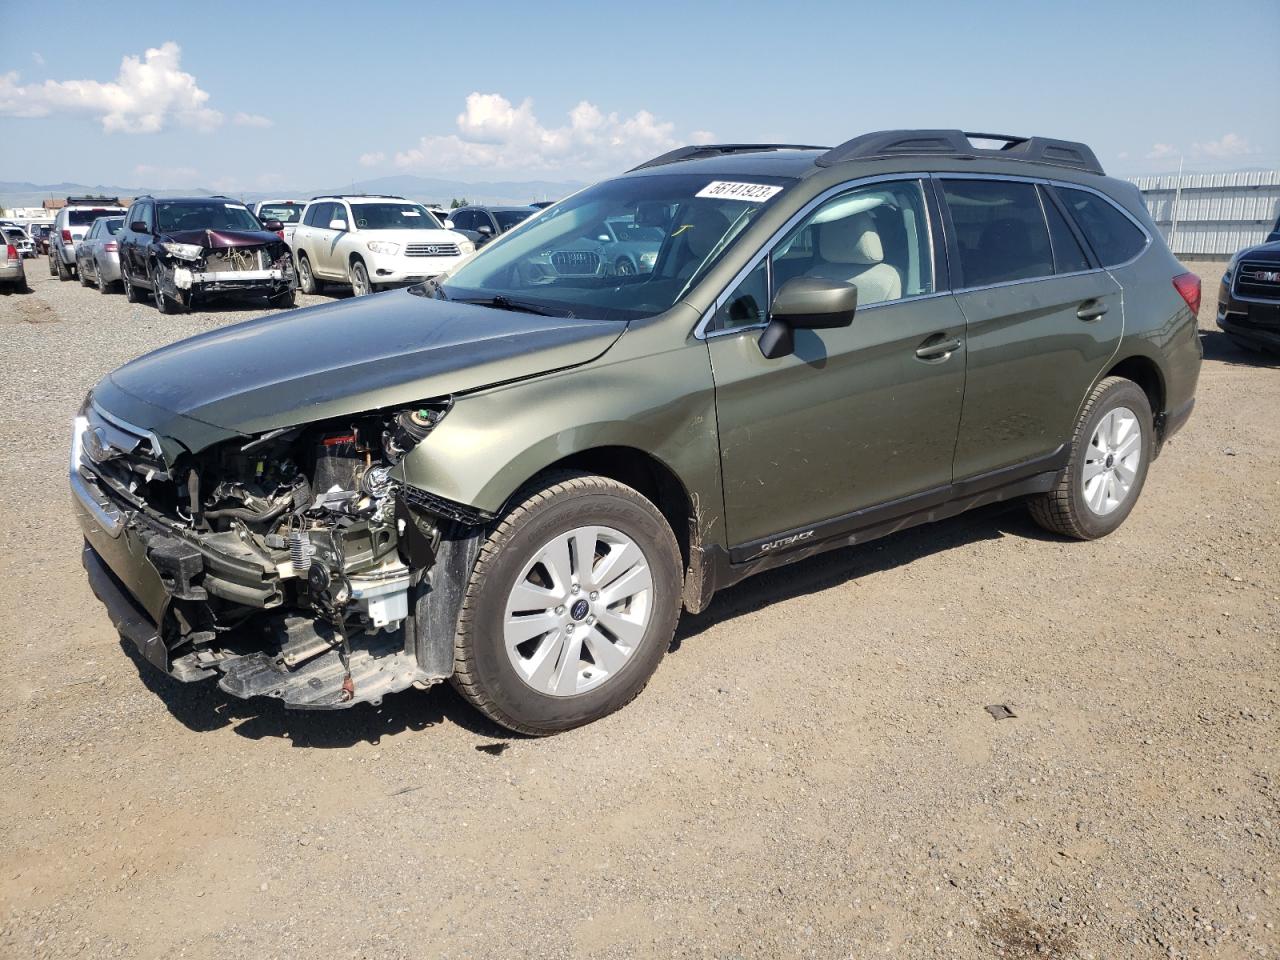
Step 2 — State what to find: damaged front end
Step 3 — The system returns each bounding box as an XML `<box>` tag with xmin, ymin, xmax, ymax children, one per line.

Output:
<box><xmin>72</xmin><ymin>398</ymin><xmax>484</xmax><ymax>709</ymax></box>
<box><xmin>156</xmin><ymin>229</ymin><xmax>295</xmax><ymax>305</ymax></box>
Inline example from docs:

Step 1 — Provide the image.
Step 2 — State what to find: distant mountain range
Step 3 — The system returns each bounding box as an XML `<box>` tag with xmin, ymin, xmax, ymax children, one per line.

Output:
<box><xmin>0</xmin><ymin>174</ymin><xmax>586</xmax><ymax>211</ymax></box>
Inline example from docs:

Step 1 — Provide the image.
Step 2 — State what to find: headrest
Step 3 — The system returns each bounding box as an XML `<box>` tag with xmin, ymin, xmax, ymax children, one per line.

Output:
<box><xmin>677</xmin><ymin>206</ymin><xmax>732</xmax><ymax>259</ymax></box>
<box><xmin>818</xmin><ymin>213</ymin><xmax>884</xmax><ymax>265</ymax></box>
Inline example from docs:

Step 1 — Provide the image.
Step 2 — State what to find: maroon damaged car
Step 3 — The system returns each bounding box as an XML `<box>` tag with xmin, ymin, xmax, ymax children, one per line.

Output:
<box><xmin>117</xmin><ymin>196</ymin><xmax>297</xmax><ymax>313</ymax></box>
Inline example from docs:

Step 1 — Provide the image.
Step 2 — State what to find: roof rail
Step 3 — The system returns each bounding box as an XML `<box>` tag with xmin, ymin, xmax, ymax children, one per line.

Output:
<box><xmin>629</xmin><ymin>143</ymin><xmax>828</xmax><ymax>172</ymax></box>
<box><xmin>815</xmin><ymin>130</ymin><xmax>1104</xmax><ymax>175</ymax></box>
<box><xmin>65</xmin><ymin>195</ymin><xmax>121</xmax><ymax>205</ymax></box>
<box><xmin>309</xmin><ymin>193</ymin><xmax>409</xmax><ymax>201</ymax></box>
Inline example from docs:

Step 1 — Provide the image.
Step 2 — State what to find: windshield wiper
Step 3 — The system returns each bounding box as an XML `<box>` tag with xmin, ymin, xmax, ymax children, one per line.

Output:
<box><xmin>453</xmin><ymin>295</ymin><xmax>560</xmax><ymax>317</ymax></box>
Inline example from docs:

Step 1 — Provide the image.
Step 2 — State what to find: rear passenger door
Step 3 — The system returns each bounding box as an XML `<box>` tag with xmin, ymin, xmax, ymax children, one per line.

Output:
<box><xmin>939</xmin><ymin>177</ymin><xmax>1122</xmax><ymax>481</ymax></box>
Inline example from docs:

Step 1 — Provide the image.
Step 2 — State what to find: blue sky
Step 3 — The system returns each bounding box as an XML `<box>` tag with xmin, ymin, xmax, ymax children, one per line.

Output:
<box><xmin>2</xmin><ymin>0</ymin><xmax>1278</xmax><ymax>191</ymax></box>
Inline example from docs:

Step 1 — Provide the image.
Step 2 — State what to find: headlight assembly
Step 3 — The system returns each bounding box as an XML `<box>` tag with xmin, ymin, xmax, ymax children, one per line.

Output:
<box><xmin>161</xmin><ymin>241</ymin><xmax>204</xmax><ymax>260</ymax></box>
<box><xmin>366</xmin><ymin>240</ymin><xmax>401</xmax><ymax>255</ymax></box>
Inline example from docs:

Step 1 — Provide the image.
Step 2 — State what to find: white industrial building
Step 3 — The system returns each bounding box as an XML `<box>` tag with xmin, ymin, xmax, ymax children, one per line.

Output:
<box><xmin>1128</xmin><ymin>170</ymin><xmax>1280</xmax><ymax>258</ymax></box>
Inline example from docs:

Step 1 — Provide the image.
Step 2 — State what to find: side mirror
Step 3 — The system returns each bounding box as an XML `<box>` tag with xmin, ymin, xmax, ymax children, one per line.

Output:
<box><xmin>329</xmin><ymin>219</ymin><xmax>348</xmax><ymax>231</ymax></box>
<box><xmin>130</xmin><ymin>221</ymin><xmax>148</xmax><ymax>233</ymax></box>
<box><xmin>263</xmin><ymin>219</ymin><xmax>283</xmax><ymax>232</ymax></box>
<box><xmin>443</xmin><ymin>219</ymin><xmax>455</xmax><ymax>229</ymax></box>
<box><xmin>758</xmin><ymin>277</ymin><xmax>858</xmax><ymax>359</ymax></box>
<box><xmin>476</xmin><ymin>224</ymin><xmax>494</xmax><ymax>236</ymax></box>
<box><xmin>597</xmin><ymin>234</ymin><xmax>612</xmax><ymax>242</ymax></box>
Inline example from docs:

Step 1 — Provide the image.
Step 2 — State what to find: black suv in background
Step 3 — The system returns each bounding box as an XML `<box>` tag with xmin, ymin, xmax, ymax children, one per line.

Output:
<box><xmin>117</xmin><ymin>196</ymin><xmax>296</xmax><ymax>313</ymax></box>
<box><xmin>446</xmin><ymin>205</ymin><xmax>535</xmax><ymax>246</ymax></box>
<box><xmin>1219</xmin><ymin>232</ymin><xmax>1280</xmax><ymax>352</ymax></box>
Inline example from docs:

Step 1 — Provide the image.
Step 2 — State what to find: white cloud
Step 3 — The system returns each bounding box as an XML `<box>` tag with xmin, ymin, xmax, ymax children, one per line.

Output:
<box><xmin>233</xmin><ymin>111</ymin><xmax>273</xmax><ymax>128</ymax></box>
<box><xmin>1146</xmin><ymin>143</ymin><xmax>1178</xmax><ymax>161</ymax></box>
<box><xmin>0</xmin><ymin>42</ymin><xmax>222</xmax><ymax>133</ymax></box>
<box><xmin>1192</xmin><ymin>133</ymin><xmax>1254</xmax><ymax>160</ymax></box>
<box><xmin>690</xmin><ymin>130</ymin><xmax>716</xmax><ymax>145</ymax></box>
<box><xmin>134</xmin><ymin>163</ymin><xmax>199</xmax><ymax>187</ymax></box>
<box><xmin>31</xmin><ymin>52</ymin><xmax>44</xmax><ymax>66</ymax></box>
<box><xmin>389</xmin><ymin>92</ymin><xmax>708</xmax><ymax>175</ymax></box>
<box><xmin>358</xmin><ymin>151</ymin><xmax>386</xmax><ymax>168</ymax></box>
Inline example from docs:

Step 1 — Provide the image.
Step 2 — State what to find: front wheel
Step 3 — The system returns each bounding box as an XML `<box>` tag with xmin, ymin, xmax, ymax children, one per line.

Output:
<box><xmin>122</xmin><ymin>267</ymin><xmax>143</xmax><ymax>303</ymax></box>
<box><xmin>149</xmin><ymin>265</ymin><xmax>185</xmax><ymax>314</ymax></box>
<box><xmin>1029</xmin><ymin>376</ymin><xmax>1153</xmax><ymax>540</ymax></box>
<box><xmin>296</xmin><ymin>253</ymin><xmax>321</xmax><ymax>294</ymax></box>
<box><xmin>268</xmin><ymin>288</ymin><xmax>295</xmax><ymax>309</ymax></box>
<box><xmin>451</xmin><ymin>473</ymin><xmax>683</xmax><ymax>735</ymax></box>
<box><xmin>349</xmin><ymin>259</ymin><xmax>373</xmax><ymax>297</ymax></box>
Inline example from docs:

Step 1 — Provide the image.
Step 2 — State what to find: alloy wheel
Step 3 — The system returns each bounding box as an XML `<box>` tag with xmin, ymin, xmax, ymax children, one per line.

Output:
<box><xmin>503</xmin><ymin>525</ymin><xmax>653</xmax><ymax>697</ymax></box>
<box><xmin>1082</xmin><ymin>406</ymin><xmax>1142</xmax><ymax>516</ymax></box>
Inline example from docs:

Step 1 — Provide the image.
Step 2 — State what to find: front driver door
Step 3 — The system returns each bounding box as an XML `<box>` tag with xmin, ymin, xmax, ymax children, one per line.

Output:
<box><xmin>708</xmin><ymin>178</ymin><xmax>967</xmax><ymax>558</ymax></box>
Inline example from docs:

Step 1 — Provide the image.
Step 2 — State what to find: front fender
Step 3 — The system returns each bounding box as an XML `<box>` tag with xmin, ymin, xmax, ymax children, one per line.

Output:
<box><xmin>397</xmin><ymin>330</ymin><xmax>724</xmax><ymax>548</ymax></box>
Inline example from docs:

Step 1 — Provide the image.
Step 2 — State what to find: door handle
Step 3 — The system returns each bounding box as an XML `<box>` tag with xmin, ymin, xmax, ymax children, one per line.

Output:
<box><xmin>1077</xmin><ymin>300</ymin><xmax>1109</xmax><ymax>321</ymax></box>
<box><xmin>915</xmin><ymin>336</ymin><xmax>962</xmax><ymax>361</ymax></box>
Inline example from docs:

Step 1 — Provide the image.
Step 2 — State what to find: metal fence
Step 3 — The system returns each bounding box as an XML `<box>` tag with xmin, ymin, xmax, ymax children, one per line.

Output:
<box><xmin>1128</xmin><ymin>170</ymin><xmax>1280</xmax><ymax>258</ymax></box>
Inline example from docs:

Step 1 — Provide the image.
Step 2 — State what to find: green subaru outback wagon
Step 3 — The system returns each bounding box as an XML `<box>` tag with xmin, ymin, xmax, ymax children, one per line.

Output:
<box><xmin>73</xmin><ymin>130</ymin><xmax>1201</xmax><ymax>734</ymax></box>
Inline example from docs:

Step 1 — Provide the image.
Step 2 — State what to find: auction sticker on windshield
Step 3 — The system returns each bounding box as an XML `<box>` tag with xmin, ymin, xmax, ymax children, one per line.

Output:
<box><xmin>695</xmin><ymin>181</ymin><xmax>783</xmax><ymax>203</ymax></box>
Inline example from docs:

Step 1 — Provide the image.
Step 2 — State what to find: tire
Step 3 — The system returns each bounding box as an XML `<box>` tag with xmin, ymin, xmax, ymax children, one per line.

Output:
<box><xmin>56</xmin><ymin>254</ymin><xmax>72</xmax><ymax>281</ymax></box>
<box><xmin>1028</xmin><ymin>376</ymin><xmax>1153</xmax><ymax>540</ymax></box>
<box><xmin>96</xmin><ymin>262</ymin><xmax>112</xmax><ymax>294</ymax></box>
<box><xmin>349</xmin><ymin>259</ymin><xmax>372</xmax><ymax>297</ymax></box>
<box><xmin>47</xmin><ymin>255</ymin><xmax>56</xmax><ymax>277</ymax></box>
<box><xmin>452</xmin><ymin>472</ymin><xmax>683</xmax><ymax>736</ymax></box>
<box><xmin>149</xmin><ymin>264</ymin><xmax>184</xmax><ymax>314</ymax></box>
<box><xmin>79</xmin><ymin>259</ymin><xmax>92</xmax><ymax>286</ymax></box>
<box><xmin>268</xmin><ymin>288</ymin><xmax>295</xmax><ymax>309</ymax></box>
<box><xmin>296</xmin><ymin>253</ymin><xmax>322</xmax><ymax>294</ymax></box>
<box><xmin>122</xmin><ymin>267</ymin><xmax>143</xmax><ymax>303</ymax></box>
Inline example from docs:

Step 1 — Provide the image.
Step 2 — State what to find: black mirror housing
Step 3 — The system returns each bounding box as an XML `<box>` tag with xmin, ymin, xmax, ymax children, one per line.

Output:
<box><xmin>130</xmin><ymin>221</ymin><xmax>149</xmax><ymax>234</ymax></box>
<box><xmin>263</xmin><ymin>219</ymin><xmax>283</xmax><ymax>232</ymax></box>
<box><xmin>758</xmin><ymin>277</ymin><xmax>858</xmax><ymax>359</ymax></box>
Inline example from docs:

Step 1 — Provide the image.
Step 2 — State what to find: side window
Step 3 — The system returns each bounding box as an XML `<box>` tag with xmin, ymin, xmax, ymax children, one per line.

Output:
<box><xmin>312</xmin><ymin>203</ymin><xmax>335</xmax><ymax>228</ymax></box>
<box><xmin>714</xmin><ymin>258</ymin><xmax>770</xmax><ymax>331</ymax></box>
<box><xmin>711</xmin><ymin>179</ymin><xmax>934</xmax><ymax>333</ymax></box>
<box><xmin>331</xmin><ymin>203</ymin><xmax>350</xmax><ymax>229</ymax></box>
<box><xmin>451</xmin><ymin>210</ymin><xmax>475</xmax><ymax>230</ymax></box>
<box><xmin>135</xmin><ymin>202</ymin><xmax>153</xmax><ymax>232</ymax></box>
<box><xmin>1039</xmin><ymin>187</ymin><xmax>1091</xmax><ymax>274</ymax></box>
<box><xmin>941</xmin><ymin>179</ymin><xmax>1053</xmax><ymax>287</ymax></box>
<box><xmin>301</xmin><ymin>203</ymin><xmax>320</xmax><ymax>227</ymax></box>
<box><xmin>1056</xmin><ymin>187</ymin><xmax>1148</xmax><ymax>266</ymax></box>
<box><xmin>774</xmin><ymin>179</ymin><xmax>934</xmax><ymax>306</ymax></box>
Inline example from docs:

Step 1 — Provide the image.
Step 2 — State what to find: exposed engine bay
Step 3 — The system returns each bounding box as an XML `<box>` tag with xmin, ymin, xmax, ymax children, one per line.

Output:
<box><xmin>74</xmin><ymin>399</ymin><xmax>470</xmax><ymax>708</ymax></box>
<box><xmin>153</xmin><ymin>229</ymin><xmax>295</xmax><ymax>304</ymax></box>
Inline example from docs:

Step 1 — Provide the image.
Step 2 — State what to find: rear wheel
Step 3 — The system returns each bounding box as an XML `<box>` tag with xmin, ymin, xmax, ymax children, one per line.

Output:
<box><xmin>350</xmin><ymin>259</ymin><xmax>372</xmax><ymax>297</ymax></box>
<box><xmin>1028</xmin><ymin>376</ymin><xmax>1153</xmax><ymax>540</ymax></box>
<box><xmin>96</xmin><ymin>261</ymin><xmax>112</xmax><ymax>294</ymax></box>
<box><xmin>56</xmin><ymin>255</ymin><xmax>72</xmax><ymax>281</ymax></box>
<box><xmin>78</xmin><ymin>259</ymin><xmax>93</xmax><ymax>286</ymax></box>
<box><xmin>452</xmin><ymin>473</ymin><xmax>682</xmax><ymax>735</ymax></box>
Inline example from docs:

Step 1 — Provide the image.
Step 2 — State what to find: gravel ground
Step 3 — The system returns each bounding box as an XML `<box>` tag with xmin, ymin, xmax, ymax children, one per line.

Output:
<box><xmin>0</xmin><ymin>260</ymin><xmax>1277</xmax><ymax>960</ymax></box>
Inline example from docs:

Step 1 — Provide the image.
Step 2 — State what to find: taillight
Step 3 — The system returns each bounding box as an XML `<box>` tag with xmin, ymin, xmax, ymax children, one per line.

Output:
<box><xmin>61</xmin><ymin>229</ymin><xmax>72</xmax><ymax>242</ymax></box>
<box><xmin>1172</xmin><ymin>272</ymin><xmax>1201</xmax><ymax>318</ymax></box>
<box><xmin>275</xmin><ymin>230</ymin><xmax>285</xmax><ymax>240</ymax></box>
<box><xmin>104</xmin><ymin>241</ymin><xmax>118</xmax><ymax>252</ymax></box>
<box><xmin>5</xmin><ymin>244</ymin><xmax>16</xmax><ymax>261</ymax></box>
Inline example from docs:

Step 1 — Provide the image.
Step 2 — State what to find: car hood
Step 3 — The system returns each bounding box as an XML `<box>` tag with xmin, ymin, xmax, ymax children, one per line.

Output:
<box><xmin>93</xmin><ymin>289</ymin><xmax>626</xmax><ymax>456</ymax></box>
<box><xmin>355</xmin><ymin>228</ymin><xmax>468</xmax><ymax>245</ymax></box>
<box><xmin>1237</xmin><ymin>240</ymin><xmax>1280</xmax><ymax>262</ymax></box>
<box><xmin>163</xmin><ymin>227</ymin><xmax>283</xmax><ymax>248</ymax></box>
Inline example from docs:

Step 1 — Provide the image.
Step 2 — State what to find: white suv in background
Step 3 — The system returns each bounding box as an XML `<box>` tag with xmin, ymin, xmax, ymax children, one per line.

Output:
<box><xmin>49</xmin><ymin>196</ymin><xmax>127</xmax><ymax>281</ymax></box>
<box><xmin>286</xmin><ymin>195</ymin><xmax>475</xmax><ymax>296</ymax></box>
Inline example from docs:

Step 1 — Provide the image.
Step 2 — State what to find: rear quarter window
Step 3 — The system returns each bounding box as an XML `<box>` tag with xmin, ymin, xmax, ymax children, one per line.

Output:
<box><xmin>1056</xmin><ymin>187</ymin><xmax>1148</xmax><ymax>266</ymax></box>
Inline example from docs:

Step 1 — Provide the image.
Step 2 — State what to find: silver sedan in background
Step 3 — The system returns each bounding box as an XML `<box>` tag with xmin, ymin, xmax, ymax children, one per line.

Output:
<box><xmin>75</xmin><ymin>216</ymin><xmax>126</xmax><ymax>293</ymax></box>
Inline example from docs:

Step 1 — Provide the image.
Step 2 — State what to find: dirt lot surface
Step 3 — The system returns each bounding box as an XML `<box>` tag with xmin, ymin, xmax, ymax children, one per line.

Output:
<box><xmin>1</xmin><ymin>260</ymin><xmax>1277</xmax><ymax>959</ymax></box>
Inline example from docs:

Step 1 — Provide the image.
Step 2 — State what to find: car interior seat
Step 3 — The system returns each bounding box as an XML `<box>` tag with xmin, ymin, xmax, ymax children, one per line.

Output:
<box><xmin>809</xmin><ymin>212</ymin><xmax>902</xmax><ymax>305</ymax></box>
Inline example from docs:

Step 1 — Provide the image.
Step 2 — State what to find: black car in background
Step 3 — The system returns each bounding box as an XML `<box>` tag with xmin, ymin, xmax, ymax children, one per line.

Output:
<box><xmin>117</xmin><ymin>196</ymin><xmax>296</xmax><ymax>313</ymax></box>
<box><xmin>1219</xmin><ymin>232</ymin><xmax>1280</xmax><ymax>353</ymax></box>
<box><xmin>446</xmin><ymin>205</ymin><xmax>535</xmax><ymax>246</ymax></box>
<box><xmin>1267</xmin><ymin>213</ymin><xmax>1280</xmax><ymax>245</ymax></box>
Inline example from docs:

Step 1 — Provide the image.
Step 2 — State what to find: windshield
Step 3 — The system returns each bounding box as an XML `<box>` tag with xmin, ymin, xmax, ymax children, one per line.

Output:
<box><xmin>439</xmin><ymin>173</ymin><xmax>793</xmax><ymax>321</ymax></box>
<box><xmin>157</xmin><ymin>201</ymin><xmax>261</xmax><ymax>233</ymax></box>
<box><xmin>69</xmin><ymin>208</ymin><xmax>122</xmax><ymax>226</ymax></box>
<box><xmin>350</xmin><ymin>203</ymin><xmax>441</xmax><ymax>230</ymax></box>
<box><xmin>495</xmin><ymin>209</ymin><xmax>533</xmax><ymax>231</ymax></box>
<box><xmin>257</xmin><ymin>203</ymin><xmax>303</xmax><ymax>223</ymax></box>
